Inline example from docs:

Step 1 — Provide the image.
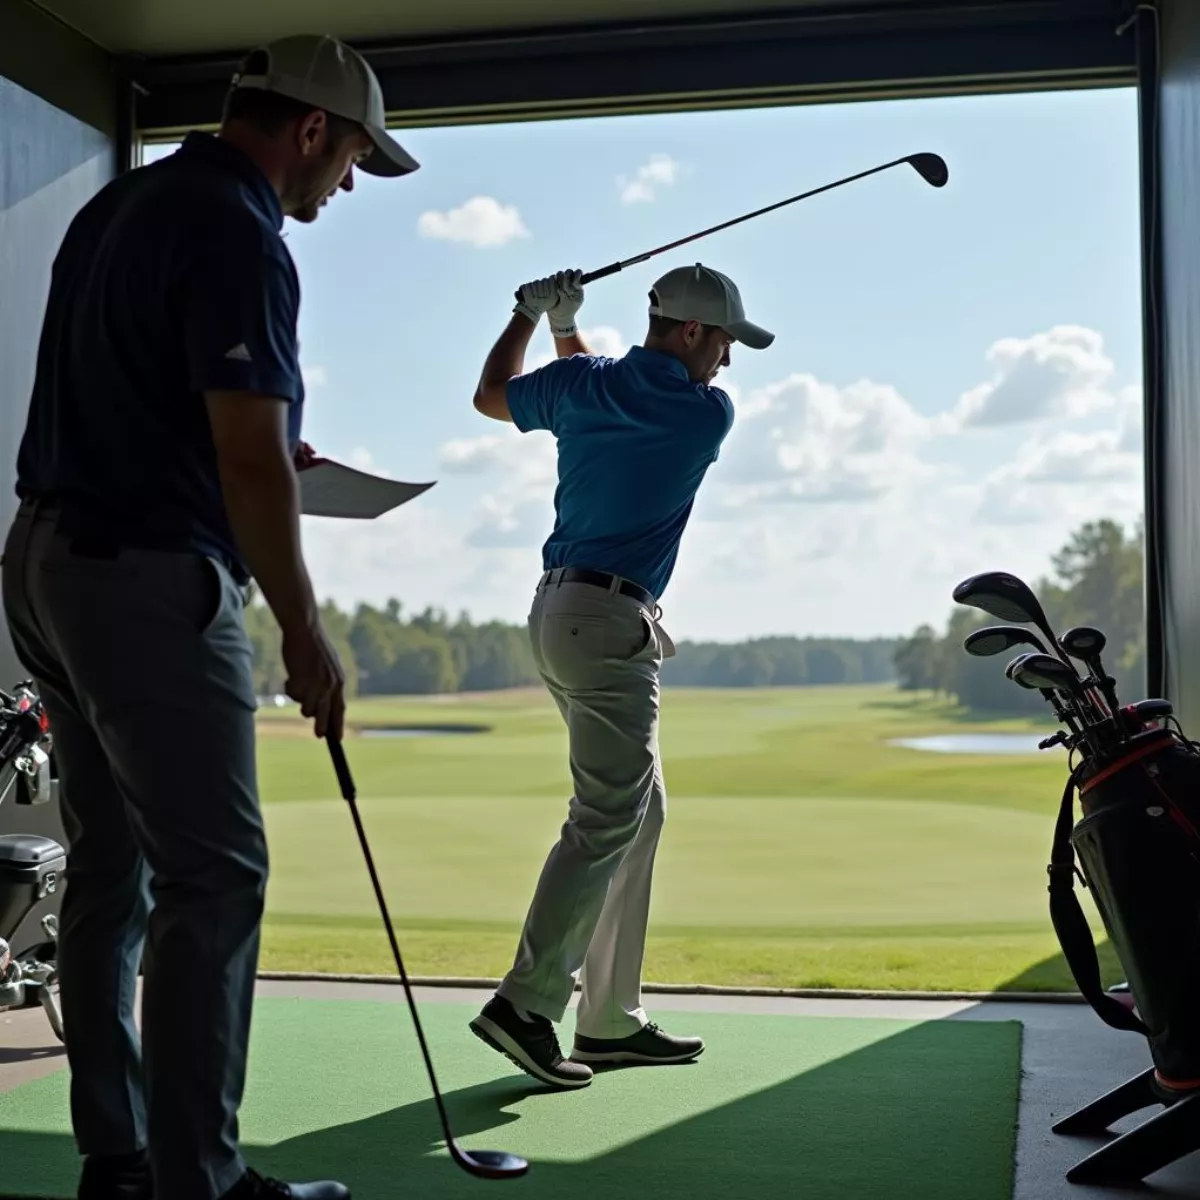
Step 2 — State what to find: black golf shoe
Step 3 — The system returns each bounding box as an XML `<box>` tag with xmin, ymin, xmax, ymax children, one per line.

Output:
<box><xmin>571</xmin><ymin>1021</ymin><xmax>705</xmax><ymax>1066</ymax></box>
<box><xmin>220</xmin><ymin>1168</ymin><xmax>350</xmax><ymax>1199</ymax></box>
<box><xmin>470</xmin><ymin>995</ymin><xmax>593</xmax><ymax>1089</ymax></box>
<box><xmin>78</xmin><ymin>1149</ymin><xmax>153</xmax><ymax>1200</ymax></box>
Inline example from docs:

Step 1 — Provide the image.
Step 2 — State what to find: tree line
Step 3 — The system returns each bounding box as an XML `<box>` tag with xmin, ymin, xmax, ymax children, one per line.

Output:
<box><xmin>244</xmin><ymin>598</ymin><xmax>900</xmax><ymax>697</ymax></box>
<box><xmin>892</xmin><ymin>518</ymin><xmax>1146</xmax><ymax>714</ymax></box>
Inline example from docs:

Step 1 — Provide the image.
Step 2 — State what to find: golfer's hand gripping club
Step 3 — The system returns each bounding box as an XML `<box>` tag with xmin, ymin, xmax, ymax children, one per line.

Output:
<box><xmin>513</xmin><ymin>275</ymin><xmax>559</xmax><ymax>326</ymax></box>
<box><xmin>547</xmin><ymin>269</ymin><xmax>585</xmax><ymax>338</ymax></box>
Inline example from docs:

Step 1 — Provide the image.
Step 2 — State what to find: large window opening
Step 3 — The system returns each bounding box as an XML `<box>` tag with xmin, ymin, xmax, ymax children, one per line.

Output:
<box><xmin>144</xmin><ymin>83</ymin><xmax>1143</xmax><ymax>991</ymax></box>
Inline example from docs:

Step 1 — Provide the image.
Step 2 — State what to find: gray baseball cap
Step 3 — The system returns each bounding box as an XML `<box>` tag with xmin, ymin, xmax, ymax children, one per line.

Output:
<box><xmin>231</xmin><ymin>34</ymin><xmax>419</xmax><ymax>178</ymax></box>
<box><xmin>649</xmin><ymin>263</ymin><xmax>774</xmax><ymax>349</ymax></box>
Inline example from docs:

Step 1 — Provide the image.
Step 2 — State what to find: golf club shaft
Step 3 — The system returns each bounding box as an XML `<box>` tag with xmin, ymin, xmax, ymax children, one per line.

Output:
<box><xmin>1041</xmin><ymin>626</ymin><xmax>1112</xmax><ymax>721</ymax></box>
<box><xmin>580</xmin><ymin>155</ymin><xmax>929</xmax><ymax>285</ymax></box>
<box><xmin>326</xmin><ymin>738</ymin><xmax>461</xmax><ymax>1157</ymax></box>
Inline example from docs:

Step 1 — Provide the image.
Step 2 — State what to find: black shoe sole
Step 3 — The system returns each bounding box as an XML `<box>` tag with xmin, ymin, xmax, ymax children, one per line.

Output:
<box><xmin>469</xmin><ymin>1015</ymin><xmax>593</xmax><ymax>1089</ymax></box>
<box><xmin>571</xmin><ymin>1044</ymin><xmax>705</xmax><ymax>1065</ymax></box>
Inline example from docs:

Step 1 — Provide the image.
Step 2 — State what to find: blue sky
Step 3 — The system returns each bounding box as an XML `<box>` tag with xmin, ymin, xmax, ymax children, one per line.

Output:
<box><xmin>146</xmin><ymin>84</ymin><xmax>1143</xmax><ymax>642</ymax></box>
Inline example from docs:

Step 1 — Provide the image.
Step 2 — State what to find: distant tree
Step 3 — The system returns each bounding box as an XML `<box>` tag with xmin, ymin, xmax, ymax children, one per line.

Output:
<box><xmin>894</xmin><ymin>625</ymin><xmax>940</xmax><ymax>693</ymax></box>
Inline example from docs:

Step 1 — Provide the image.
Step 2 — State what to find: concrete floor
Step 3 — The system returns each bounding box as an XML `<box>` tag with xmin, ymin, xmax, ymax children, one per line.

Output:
<box><xmin>4</xmin><ymin>980</ymin><xmax>1200</xmax><ymax>1198</ymax></box>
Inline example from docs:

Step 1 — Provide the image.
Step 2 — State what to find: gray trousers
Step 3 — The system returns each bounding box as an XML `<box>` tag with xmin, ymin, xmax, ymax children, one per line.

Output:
<box><xmin>498</xmin><ymin>570</ymin><xmax>674</xmax><ymax>1039</ymax></box>
<box><xmin>1</xmin><ymin>500</ymin><xmax>265</xmax><ymax>1200</ymax></box>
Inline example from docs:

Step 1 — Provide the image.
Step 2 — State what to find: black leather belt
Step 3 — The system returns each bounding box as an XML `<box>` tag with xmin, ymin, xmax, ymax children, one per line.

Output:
<box><xmin>547</xmin><ymin>567</ymin><xmax>656</xmax><ymax>609</ymax></box>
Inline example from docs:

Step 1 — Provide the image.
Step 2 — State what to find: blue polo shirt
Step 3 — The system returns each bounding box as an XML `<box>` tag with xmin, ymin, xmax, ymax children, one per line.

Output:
<box><xmin>506</xmin><ymin>345</ymin><xmax>734</xmax><ymax>600</ymax></box>
<box><xmin>14</xmin><ymin>131</ymin><xmax>305</xmax><ymax>583</ymax></box>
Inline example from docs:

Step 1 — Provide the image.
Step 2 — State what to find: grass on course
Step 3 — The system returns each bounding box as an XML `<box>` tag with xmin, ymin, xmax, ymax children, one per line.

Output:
<box><xmin>254</xmin><ymin>684</ymin><xmax>1120</xmax><ymax>993</ymax></box>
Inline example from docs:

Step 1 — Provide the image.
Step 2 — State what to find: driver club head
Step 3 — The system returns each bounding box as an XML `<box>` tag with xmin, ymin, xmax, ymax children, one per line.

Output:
<box><xmin>964</xmin><ymin>625</ymin><xmax>1049</xmax><ymax>658</ymax></box>
<box><xmin>907</xmin><ymin>152</ymin><xmax>949</xmax><ymax>187</ymax></box>
<box><xmin>451</xmin><ymin>1146</ymin><xmax>529</xmax><ymax>1179</ymax></box>
<box><xmin>952</xmin><ymin>571</ymin><xmax>1049</xmax><ymax>629</ymax></box>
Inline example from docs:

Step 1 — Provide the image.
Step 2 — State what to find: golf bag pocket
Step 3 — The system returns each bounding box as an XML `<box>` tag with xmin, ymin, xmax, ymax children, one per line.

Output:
<box><xmin>1052</xmin><ymin>734</ymin><xmax>1200</xmax><ymax>1086</ymax></box>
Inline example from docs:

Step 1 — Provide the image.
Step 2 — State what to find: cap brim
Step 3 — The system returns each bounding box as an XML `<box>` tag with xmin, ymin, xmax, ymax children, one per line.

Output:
<box><xmin>725</xmin><ymin>319</ymin><xmax>774</xmax><ymax>350</ymax></box>
<box><xmin>360</xmin><ymin>124</ymin><xmax>420</xmax><ymax>177</ymax></box>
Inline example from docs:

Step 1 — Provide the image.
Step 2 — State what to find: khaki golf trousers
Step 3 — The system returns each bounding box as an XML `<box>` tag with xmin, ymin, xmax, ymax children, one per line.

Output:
<box><xmin>498</xmin><ymin>569</ymin><xmax>675</xmax><ymax>1039</ymax></box>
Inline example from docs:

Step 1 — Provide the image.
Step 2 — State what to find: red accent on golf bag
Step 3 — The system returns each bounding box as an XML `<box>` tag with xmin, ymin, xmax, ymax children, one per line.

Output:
<box><xmin>1048</xmin><ymin>728</ymin><xmax>1200</xmax><ymax>1089</ymax></box>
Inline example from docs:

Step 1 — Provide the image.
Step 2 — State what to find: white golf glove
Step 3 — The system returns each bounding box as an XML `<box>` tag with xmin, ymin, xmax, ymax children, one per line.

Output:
<box><xmin>513</xmin><ymin>276</ymin><xmax>559</xmax><ymax>326</ymax></box>
<box><xmin>547</xmin><ymin>269</ymin><xmax>585</xmax><ymax>338</ymax></box>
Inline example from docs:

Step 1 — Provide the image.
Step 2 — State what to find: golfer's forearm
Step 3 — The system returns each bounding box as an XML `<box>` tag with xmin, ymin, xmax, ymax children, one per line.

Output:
<box><xmin>218</xmin><ymin>456</ymin><xmax>320</xmax><ymax>637</ymax></box>
<box><xmin>554</xmin><ymin>332</ymin><xmax>590</xmax><ymax>357</ymax></box>
<box><xmin>479</xmin><ymin>315</ymin><xmax>537</xmax><ymax>392</ymax></box>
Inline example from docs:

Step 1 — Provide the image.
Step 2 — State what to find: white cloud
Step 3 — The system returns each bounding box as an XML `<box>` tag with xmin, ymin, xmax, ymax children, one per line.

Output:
<box><xmin>529</xmin><ymin>325</ymin><xmax>629</xmax><ymax>369</ymax></box>
<box><xmin>416</xmin><ymin>196</ymin><xmax>530</xmax><ymax>248</ymax></box>
<box><xmin>301</xmin><ymin>365</ymin><xmax>328</xmax><ymax>387</ymax></box>
<box><xmin>346</xmin><ymin>446</ymin><xmax>393</xmax><ymax>478</ymax></box>
<box><xmin>953</xmin><ymin>325</ymin><xmax>1116</xmax><ymax>427</ymax></box>
<box><xmin>711</xmin><ymin>372</ymin><xmax>941</xmax><ymax>507</ymax></box>
<box><xmin>438</xmin><ymin>424</ymin><xmax>558</xmax><ymax>549</ymax></box>
<box><xmin>618</xmin><ymin>154</ymin><xmax>681</xmax><ymax>204</ymax></box>
<box><xmin>298</xmin><ymin>323</ymin><xmax>1145</xmax><ymax>643</ymax></box>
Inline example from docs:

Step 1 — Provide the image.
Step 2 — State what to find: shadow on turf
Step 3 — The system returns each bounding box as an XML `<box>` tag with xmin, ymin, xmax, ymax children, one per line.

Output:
<box><xmin>1</xmin><ymin>1021</ymin><xmax>1018</xmax><ymax>1200</ymax></box>
<box><xmin>999</xmin><ymin>941</ymin><xmax>1123</xmax><ymax>993</ymax></box>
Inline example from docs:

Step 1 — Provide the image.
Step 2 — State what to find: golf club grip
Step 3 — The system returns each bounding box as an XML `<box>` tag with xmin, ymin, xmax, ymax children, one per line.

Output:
<box><xmin>326</xmin><ymin>736</ymin><xmax>355</xmax><ymax>801</ymax></box>
<box><xmin>580</xmin><ymin>262</ymin><xmax>623</xmax><ymax>285</ymax></box>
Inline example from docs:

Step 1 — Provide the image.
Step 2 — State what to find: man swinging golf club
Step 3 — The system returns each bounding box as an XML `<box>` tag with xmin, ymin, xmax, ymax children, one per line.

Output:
<box><xmin>469</xmin><ymin>263</ymin><xmax>774</xmax><ymax>1087</ymax></box>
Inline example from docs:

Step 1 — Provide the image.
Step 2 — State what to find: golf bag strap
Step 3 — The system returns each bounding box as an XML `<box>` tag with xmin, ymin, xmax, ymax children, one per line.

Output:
<box><xmin>1047</xmin><ymin>768</ymin><xmax>1150</xmax><ymax>1037</ymax></box>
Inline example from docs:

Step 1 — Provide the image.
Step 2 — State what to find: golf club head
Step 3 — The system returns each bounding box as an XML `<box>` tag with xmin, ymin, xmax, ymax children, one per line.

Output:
<box><xmin>952</xmin><ymin>571</ymin><xmax>1048</xmax><ymax>628</ymax></box>
<box><xmin>452</xmin><ymin>1145</ymin><xmax>529</xmax><ymax>1179</ymax></box>
<box><xmin>1005</xmin><ymin>651</ymin><xmax>1037</xmax><ymax>680</ymax></box>
<box><xmin>1061</xmin><ymin>626</ymin><xmax>1108</xmax><ymax>657</ymax></box>
<box><xmin>1132</xmin><ymin>699</ymin><xmax>1173</xmax><ymax>721</ymax></box>
<box><xmin>1012</xmin><ymin>653</ymin><xmax>1084</xmax><ymax>696</ymax></box>
<box><xmin>964</xmin><ymin>625</ymin><xmax>1048</xmax><ymax>658</ymax></box>
<box><xmin>907</xmin><ymin>153</ymin><xmax>949</xmax><ymax>187</ymax></box>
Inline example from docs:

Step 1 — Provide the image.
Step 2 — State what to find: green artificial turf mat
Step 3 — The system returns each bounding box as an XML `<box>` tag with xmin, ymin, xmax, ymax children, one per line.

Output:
<box><xmin>0</xmin><ymin>998</ymin><xmax>1022</xmax><ymax>1199</ymax></box>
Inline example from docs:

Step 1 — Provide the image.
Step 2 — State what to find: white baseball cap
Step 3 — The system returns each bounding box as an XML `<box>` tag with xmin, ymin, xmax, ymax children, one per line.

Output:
<box><xmin>231</xmin><ymin>34</ymin><xmax>419</xmax><ymax>178</ymax></box>
<box><xmin>649</xmin><ymin>263</ymin><xmax>774</xmax><ymax>349</ymax></box>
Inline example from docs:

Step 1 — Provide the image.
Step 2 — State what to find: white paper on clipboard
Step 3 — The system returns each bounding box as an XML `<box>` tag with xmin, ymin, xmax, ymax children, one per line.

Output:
<box><xmin>298</xmin><ymin>458</ymin><xmax>436</xmax><ymax>519</ymax></box>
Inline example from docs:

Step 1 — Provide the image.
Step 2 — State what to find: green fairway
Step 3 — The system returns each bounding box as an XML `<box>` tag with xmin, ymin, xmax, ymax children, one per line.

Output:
<box><xmin>254</xmin><ymin>685</ymin><xmax>1118</xmax><ymax>992</ymax></box>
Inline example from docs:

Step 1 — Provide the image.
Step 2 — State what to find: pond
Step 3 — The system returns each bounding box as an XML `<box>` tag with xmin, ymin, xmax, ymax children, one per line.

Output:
<box><xmin>356</xmin><ymin>724</ymin><xmax>490</xmax><ymax>739</ymax></box>
<box><xmin>889</xmin><ymin>733</ymin><xmax>1057</xmax><ymax>755</ymax></box>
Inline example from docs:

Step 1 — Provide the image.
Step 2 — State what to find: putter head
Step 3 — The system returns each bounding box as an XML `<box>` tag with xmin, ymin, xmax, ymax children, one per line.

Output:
<box><xmin>964</xmin><ymin>625</ymin><xmax>1046</xmax><ymax>658</ymax></box>
<box><xmin>1012</xmin><ymin>653</ymin><xmax>1084</xmax><ymax>696</ymax></box>
<box><xmin>952</xmin><ymin>571</ymin><xmax>1049</xmax><ymax>628</ymax></box>
<box><xmin>1061</xmin><ymin>626</ymin><xmax>1107</xmax><ymax>657</ymax></box>
<box><xmin>908</xmin><ymin>153</ymin><xmax>949</xmax><ymax>187</ymax></box>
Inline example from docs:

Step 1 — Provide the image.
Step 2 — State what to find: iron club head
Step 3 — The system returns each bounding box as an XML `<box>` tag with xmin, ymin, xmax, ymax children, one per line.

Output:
<box><xmin>964</xmin><ymin>625</ymin><xmax>1049</xmax><ymax>658</ymax></box>
<box><xmin>1012</xmin><ymin>653</ymin><xmax>1087</xmax><ymax>699</ymax></box>
<box><xmin>907</xmin><ymin>152</ymin><xmax>949</xmax><ymax>187</ymax></box>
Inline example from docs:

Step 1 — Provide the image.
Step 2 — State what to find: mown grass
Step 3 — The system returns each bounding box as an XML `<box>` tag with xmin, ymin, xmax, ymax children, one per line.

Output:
<box><xmin>254</xmin><ymin>684</ymin><xmax>1114</xmax><ymax>992</ymax></box>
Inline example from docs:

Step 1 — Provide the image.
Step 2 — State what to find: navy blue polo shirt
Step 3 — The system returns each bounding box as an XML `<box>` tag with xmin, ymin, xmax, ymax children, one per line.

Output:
<box><xmin>506</xmin><ymin>346</ymin><xmax>735</xmax><ymax>600</ymax></box>
<box><xmin>14</xmin><ymin>131</ymin><xmax>305</xmax><ymax>583</ymax></box>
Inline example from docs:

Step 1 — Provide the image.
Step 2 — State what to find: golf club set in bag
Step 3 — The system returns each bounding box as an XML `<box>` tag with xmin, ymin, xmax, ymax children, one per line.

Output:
<box><xmin>954</xmin><ymin>570</ymin><xmax>1200</xmax><ymax>1185</ymax></box>
<box><xmin>0</xmin><ymin>680</ymin><xmax>65</xmax><ymax>1043</ymax></box>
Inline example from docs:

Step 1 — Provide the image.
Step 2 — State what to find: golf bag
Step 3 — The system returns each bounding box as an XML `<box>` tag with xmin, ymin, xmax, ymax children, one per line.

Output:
<box><xmin>1049</xmin><ymin>723</ymin><xmax>1200</xmax><ymax>1092</ymax></box>
<box><xmin>0</xmin><ymin>681</ymin><xmax>64</xmax><ymax>1042</ymax></box>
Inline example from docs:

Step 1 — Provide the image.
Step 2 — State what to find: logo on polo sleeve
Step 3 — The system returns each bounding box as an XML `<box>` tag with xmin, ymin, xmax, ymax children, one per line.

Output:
<box><xmin>224</xmin><ymin>343</ymin><xmax>252</xmax><ymax>362</ymax></box>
